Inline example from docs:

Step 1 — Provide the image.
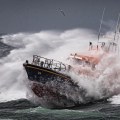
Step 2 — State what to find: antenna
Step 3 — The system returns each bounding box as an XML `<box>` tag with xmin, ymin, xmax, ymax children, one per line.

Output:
<box><xmin>113</xmin><ymin>13</ymin><xmax>120</xmax><ymax>41</ymax></box>
<box><xmin>98</xmin><ymin>8</ymin><xmax>105</xmax><ymax>42</ymax></box>
<box><xmin>116</xmin><ymin>14</ymin><xmax>120</xmax><ymax>54</ymax></box>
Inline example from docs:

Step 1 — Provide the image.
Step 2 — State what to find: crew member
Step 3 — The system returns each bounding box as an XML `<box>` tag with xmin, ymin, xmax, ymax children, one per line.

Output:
<box><xmin>89</xmin><ymin>42</ymin><xmax>93</xmax><ymax>50</ymax></box>
<box><xmin>97</xmin><ymin>45</ymin><xmax>98</xmax><ymax>51</ymax></box>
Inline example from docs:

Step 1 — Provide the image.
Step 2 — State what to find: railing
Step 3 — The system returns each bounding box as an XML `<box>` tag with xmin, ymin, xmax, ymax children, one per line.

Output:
<box><xmin>32</xmin><ymin>55</ymin><xmax>67</xmax><ymax>72</ymax></box>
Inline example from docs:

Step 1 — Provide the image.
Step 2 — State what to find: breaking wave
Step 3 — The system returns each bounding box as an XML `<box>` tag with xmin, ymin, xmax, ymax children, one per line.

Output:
<box><xmin>0</xmin><ymin>28</ymin><xmax>120</xmax><ymax>105</ymax></box>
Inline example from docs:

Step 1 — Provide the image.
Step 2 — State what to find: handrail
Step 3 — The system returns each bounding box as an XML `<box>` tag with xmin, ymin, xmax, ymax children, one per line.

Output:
<box><xmin>32</xmin><ymin>55</ymin><xmax>67</xmax><ymax>72</ymax></box>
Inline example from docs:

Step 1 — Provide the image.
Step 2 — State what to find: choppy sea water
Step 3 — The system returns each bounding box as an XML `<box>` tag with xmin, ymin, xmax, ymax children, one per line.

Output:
<box><xmin>0</xmin><ymin>30</ymin><xmax>120</xmax><ymax>120</ymax></box>
<box><xmin>0</xmin><ymin>99</ymin><xmax>120</xmax><ymax>120</ymax></box>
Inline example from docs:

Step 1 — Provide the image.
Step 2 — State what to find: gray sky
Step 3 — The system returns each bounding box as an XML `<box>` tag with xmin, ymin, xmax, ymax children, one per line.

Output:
<box><xmin>0</xmin><ymin>0</ymin><xmax>120</xmax><ymax>34</ymax></box>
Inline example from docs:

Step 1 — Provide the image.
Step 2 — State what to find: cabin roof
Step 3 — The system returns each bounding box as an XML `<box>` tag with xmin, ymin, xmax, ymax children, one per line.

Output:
<box><xmin>69</xmin><ymin>50</ymin><xmax>104</xmax><ymax>64</ymax></box>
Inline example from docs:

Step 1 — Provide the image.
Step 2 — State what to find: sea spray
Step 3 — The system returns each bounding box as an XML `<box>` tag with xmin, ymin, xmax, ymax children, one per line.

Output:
<box><xmin>68</xmin><ymin>53</ymin><xmax>120</xmax><ymax>103</ymax></box>
<box><xmin>0</xmin><ymin>29</ymin><xmax>120</xmax><ymax>105</ymax></box>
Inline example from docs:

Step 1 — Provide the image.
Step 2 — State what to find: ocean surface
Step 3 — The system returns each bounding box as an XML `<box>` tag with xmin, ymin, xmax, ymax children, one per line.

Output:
<box><xmin>0</xmin><ymin>31</ymin><xmax>120</xmax><ymax>120</ymax></box>
<box><xmin>0</xmin><ymin>98</ymin><xmax>120</xmax><ymax>120</ymax></box>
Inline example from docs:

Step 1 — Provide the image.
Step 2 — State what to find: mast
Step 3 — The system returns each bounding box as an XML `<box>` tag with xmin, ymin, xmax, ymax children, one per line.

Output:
<box><xmin>98</xmin><ymin>8</ymin><xmax>105</xmax><ymax>42</ymax></box>
<box><xmin>110</xmin><ymin>13</ymin><xmax>120</xmax><ymax>52</ymax></box>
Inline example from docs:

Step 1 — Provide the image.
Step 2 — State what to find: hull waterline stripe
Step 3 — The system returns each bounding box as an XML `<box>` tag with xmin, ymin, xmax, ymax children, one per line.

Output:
<box><xmin>26</xmin><ymin>65</ymin><xmax>70</xmax><ymax>80</ymax></box>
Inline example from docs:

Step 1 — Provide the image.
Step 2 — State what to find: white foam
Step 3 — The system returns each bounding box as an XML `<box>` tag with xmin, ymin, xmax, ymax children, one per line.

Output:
<box><xmin>0</xmin><ymin>28</ymin><xmax>120</xmax><ymax>104</ymax></box>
